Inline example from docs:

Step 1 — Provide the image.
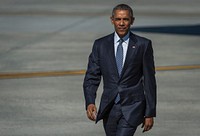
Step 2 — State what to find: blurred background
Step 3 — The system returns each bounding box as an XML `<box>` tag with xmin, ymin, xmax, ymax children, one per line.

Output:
<box><xmin>0</xmin><ymin>0</ymin><xmax>200</xmax><ymax>135</ymax></box>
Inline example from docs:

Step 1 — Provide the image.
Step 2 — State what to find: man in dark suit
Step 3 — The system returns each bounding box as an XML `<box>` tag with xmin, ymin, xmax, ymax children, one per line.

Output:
<box><xmin>83</xmin><ymin>4</ymin><xmax>156</xmax><ymax>136</ymax></box>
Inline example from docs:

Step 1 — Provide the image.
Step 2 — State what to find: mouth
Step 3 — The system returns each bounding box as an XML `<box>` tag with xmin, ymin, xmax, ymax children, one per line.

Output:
<box><xmin>118</xmin><ymin>27</ymin><xmax>126</xmax><ymax>31</ymax></box>
<box><xmin>118</xmin><ymin>28</ymin><xmax>125</xmax><ymax>31</ymax></box>
<box><xmin>118</xmin><ymin>29</ymin><xmax>126</xmax><ymax>33</ymax></box>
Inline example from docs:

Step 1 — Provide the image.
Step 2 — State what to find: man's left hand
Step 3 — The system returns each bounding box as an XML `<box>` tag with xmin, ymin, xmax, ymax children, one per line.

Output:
<box><xmin>141</xmin><ymin>117</ymin><xmax>154</xmax><ymax>133</ymax></box>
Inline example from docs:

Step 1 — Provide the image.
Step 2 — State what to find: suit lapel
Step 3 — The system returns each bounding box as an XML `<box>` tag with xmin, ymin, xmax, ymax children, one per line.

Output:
<box><xmin>120</xmin><ymin>33</ymin><xmax>138</xmax><ymax>78</ymax></box>
<box><xmin>105</xmin><ymin>33</ymin><xmax>120</xmax><ymax>78</ymax></box>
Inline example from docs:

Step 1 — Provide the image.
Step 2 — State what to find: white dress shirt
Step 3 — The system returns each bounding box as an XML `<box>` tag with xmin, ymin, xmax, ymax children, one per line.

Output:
<box><xmin>114</xmin><ymin>32</ymin><xmax>130</xmax><ymax>67</ymax></box>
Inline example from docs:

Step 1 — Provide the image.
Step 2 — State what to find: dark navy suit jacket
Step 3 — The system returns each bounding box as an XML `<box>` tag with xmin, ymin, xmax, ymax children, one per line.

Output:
<box><xmin>83</xmin><ymin>32</ymin><xmax>156</xmax><ymax>126</ymax></box>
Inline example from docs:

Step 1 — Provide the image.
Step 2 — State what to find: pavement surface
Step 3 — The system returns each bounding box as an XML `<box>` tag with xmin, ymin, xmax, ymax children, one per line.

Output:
<box><xmin>0</xmin><ymin>0</ymin><xmax>200</xmax><ymax>136</ymax></box>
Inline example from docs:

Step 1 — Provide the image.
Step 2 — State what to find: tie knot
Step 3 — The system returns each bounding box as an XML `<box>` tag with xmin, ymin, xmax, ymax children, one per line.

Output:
<box><xmin>118</xmin><ymin>39</ymin><xmax>124</xmax><ymax>44</ymax></box>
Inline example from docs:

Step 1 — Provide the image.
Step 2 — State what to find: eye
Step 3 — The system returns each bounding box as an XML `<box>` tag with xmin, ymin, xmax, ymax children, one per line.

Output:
<box><xmin>114</xmin><ymin>18</ymin><xmax>121</xmax><ymax>21</ymax></box>
<box><xmin>123</xmin><ymin>18</ymin><xmax>130</xmax><ymax>21</ymax></box>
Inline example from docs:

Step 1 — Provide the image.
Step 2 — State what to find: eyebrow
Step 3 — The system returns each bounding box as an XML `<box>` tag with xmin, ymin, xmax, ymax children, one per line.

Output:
<box><xmin>114</xmin><ymin>17</ymin><xmax>130</xmax><ymax>20</ymax></box>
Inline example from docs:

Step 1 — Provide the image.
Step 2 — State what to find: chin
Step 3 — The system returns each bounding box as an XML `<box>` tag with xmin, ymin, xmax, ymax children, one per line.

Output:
<box><xmin>117</xmin><ymin>32</ymin><xmax>127</xmax><ymax>38</ymax></box>
<box><xmin>117</xmin><ymin>29</ymin><xmax>128</xmax><ymax>34</ymax></box>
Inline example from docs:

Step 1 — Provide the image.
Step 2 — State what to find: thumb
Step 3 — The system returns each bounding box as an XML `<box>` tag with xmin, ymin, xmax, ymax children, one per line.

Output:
<box><xmin>93</xmin><ymin>105</ymin><xmax>97</xmax><ymax>112</ymax></box>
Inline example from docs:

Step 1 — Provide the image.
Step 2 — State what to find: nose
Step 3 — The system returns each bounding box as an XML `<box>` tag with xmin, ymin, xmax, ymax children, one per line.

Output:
<box><xmin>119</xmin><ymin>19</ymin><xmax>124</xmax><ymax>25</ymax></box>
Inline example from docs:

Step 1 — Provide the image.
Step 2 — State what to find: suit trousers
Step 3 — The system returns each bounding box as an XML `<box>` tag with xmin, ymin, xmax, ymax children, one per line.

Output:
<box><xmin>103</xmin><ymin>103</ymin><xmax>137</xmax><ymax>136</ymax></box>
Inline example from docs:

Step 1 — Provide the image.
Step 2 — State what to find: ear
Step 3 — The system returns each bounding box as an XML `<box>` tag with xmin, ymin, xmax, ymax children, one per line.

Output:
<box><xmin>131</xmin><ymin>17</ymin><xmax>135</xmax><ymax>25</ymax></box>
<box><xmin>110</xmin><ymin>16</ymin><xmax>114</xmax><ymax>25</ymax></box>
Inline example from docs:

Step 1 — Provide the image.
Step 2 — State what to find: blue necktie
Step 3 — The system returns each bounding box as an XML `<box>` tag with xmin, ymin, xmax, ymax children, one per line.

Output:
<box><xmin>115</xmin><ymin>39</ymin><xmax>123</xmax><ymax>103</ymax></box>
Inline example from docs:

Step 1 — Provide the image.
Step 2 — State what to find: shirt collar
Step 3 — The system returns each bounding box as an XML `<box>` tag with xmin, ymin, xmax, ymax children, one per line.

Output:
<box><xmin>114</xmin><ymin>32</ymin><xmax>130</xmax><ymax>44</ymax></box>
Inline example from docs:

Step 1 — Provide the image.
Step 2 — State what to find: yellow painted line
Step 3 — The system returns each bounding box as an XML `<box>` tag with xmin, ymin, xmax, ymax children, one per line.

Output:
<box><xmin>0</xmin><ymin>65</ymin><xmax>200</xmax><ymax>79</ymax></box>
<box><xmin>0</xmin><ymin>70</ymin><xmax>86</xmax><ymax>79</ymax></box>
<box><xmin>155</xmin><ymin>65</ymin><xmax>200</xmax><ymax>71</ymax></box>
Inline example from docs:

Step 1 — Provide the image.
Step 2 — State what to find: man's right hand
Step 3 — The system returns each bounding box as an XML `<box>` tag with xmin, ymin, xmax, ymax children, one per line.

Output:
<box><xmin>86</xmin><ymin>104</ymin><xmax>97</xmax><ymax>121</ymax></box>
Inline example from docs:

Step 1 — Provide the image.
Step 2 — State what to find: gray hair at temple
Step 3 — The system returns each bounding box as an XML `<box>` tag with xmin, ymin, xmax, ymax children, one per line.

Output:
<box><xmin>112</xmin><ymin>4</ymin><xmax>134</xmax><ymax>17</ymax></box>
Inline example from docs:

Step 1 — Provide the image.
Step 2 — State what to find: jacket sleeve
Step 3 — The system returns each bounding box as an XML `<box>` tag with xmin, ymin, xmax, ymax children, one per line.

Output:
<box><xmin>143</xmin><ymin>40</ymin><xmax>157</xmax><ymax>117</ymax></box>
<box><xmin>83</xmin><ymin>40</ymin><xmax>102</xmax><ymax>110</ymax></box>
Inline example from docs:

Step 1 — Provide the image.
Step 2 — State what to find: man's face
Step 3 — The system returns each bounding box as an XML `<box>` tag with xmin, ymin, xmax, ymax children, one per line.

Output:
<box><xmin>111</xmin><ymin>10</ymin><xmax>134</xmax><ymax>38</ymax></box>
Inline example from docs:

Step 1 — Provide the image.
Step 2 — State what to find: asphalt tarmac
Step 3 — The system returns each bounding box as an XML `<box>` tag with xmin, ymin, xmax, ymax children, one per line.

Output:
<box><xmin>0</xmin><ymin>0</ymin><xmax>200</xmax><ymax>136</ymax></box>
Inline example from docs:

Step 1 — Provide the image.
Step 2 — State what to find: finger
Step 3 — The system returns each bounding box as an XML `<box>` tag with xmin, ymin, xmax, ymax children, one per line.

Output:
<box><xmin>94</xmin><ymin>106</ymin><xmax>97</xmax><ymax>112</ymax></box>
<box><xmin>143</xmin><ymin>125</ymin><xmax>147</xmax><ymax>132</ymax></box>
<box><xmin>92</xmin><ymin>111</ymin><xmax>97</xmax><ymax>120</ymax></box>
<box><xmin>91</xmin><ymin>107</ymin><xmax>97</xmax><ymax>120</ymax></box>
<box><xmin>87</xmin><ymin>110</ymin><xmax>93</xmax><ymax>120</ymax></box>
<box><xmin>143</xmin><ymin>125</ymin><xmax>152</xmax><ymax>133</ymax></box>
<box><xmin>143</xmin><ymin>127</ymin><xmax>148</xmax><ymax>133</ymax></box>
<box><xmin>87</xmin><ymin>110</ymin><xmax>95</xmax><ymax>121</ymax></box>
<box><xmin>92</xmin><ymin>106</ymin><xmax>97</xmax><ymax>114</ymax></box>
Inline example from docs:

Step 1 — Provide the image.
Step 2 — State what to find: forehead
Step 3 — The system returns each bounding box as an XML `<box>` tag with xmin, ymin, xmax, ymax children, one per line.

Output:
<box><xmin>113</xmin><ymin>10</ymin><xmax>131</xmax><ymax>17</ymax></box>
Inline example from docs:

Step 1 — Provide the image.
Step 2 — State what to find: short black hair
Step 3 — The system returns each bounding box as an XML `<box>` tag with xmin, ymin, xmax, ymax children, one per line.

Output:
<box><xmin>112</xmin><ymin>4</ymin><xmax>133</xmax><ymax>17</ymax></box>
